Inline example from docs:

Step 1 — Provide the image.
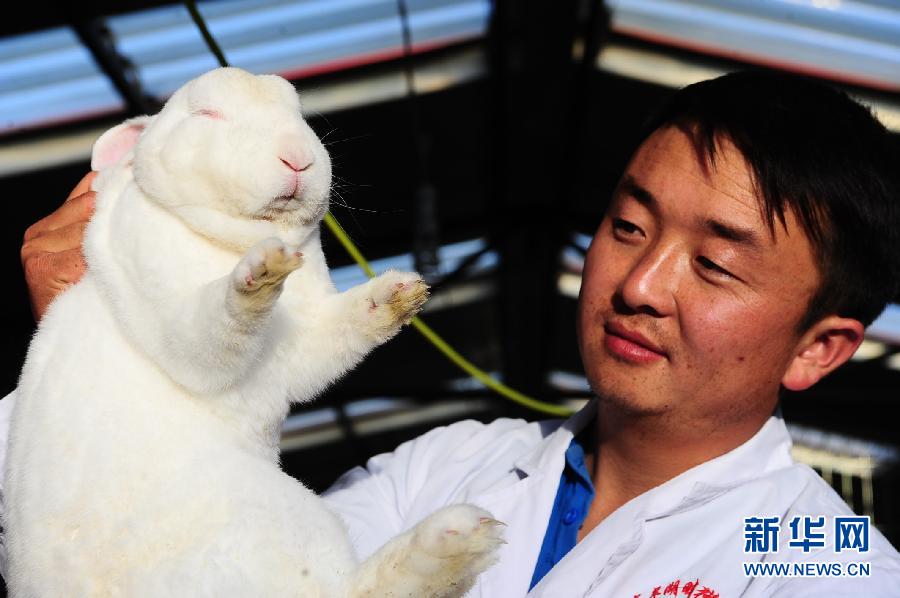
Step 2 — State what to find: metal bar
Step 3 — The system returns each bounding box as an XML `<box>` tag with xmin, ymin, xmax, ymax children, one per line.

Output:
<box><xmin>71</xmin><ymin>18</ymin><xmax>158</xmax><ymax>116</ymax></box>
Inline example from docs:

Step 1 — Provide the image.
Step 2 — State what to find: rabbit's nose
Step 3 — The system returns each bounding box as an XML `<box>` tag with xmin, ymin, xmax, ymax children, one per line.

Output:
<box><xmin>280</xmin><ymin>156</ymin><xmax>312</xmax><ymax>172</ymax></box>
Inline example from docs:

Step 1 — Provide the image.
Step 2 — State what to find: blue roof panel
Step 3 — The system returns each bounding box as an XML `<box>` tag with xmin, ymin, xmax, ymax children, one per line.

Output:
<box><xmin>0</xmin><ymin>0</ymin><xmax>491</xmax><ymax>136</ymax></box>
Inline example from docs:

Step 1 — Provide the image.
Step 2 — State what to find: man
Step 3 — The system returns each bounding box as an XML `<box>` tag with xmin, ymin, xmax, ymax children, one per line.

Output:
<box><xmin>5</xmin><ymin>70</ymin><xmax>900</xmax><ymax>596</ymax></box>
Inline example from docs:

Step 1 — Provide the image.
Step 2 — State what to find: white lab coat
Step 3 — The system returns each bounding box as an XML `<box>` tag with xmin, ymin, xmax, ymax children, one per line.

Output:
<box><xmin>1</xmin><ymin>393</ymin><xmax>899</xmax><ymax>596</ymax></box>
<box><xmin>323</xmin><ymin>400</ymin><xmax>900</xmax><ymax>597</ymax></box>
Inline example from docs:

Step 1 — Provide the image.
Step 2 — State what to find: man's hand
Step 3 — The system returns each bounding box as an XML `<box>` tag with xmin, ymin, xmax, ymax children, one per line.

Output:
<box><xmin>21</xmin><ymin>172</ymin><xmax>97</xmax><ymax>322</ymax></box>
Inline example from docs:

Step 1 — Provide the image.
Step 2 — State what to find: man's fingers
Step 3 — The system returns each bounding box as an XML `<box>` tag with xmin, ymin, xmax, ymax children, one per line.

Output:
<box><xmin>23</xmin><ymin>191</ymin><xmax>95</xmax><ymax>242</ymax></box>
<box><xmin>22</xmin><ymin>171</ymin><xmax>95</xmax><ymax>321</ymax></box>
<box><xmin>26</xmin><ymin>249</ymin><xmax>87</xmax><ymax>321</ymax></box>
<box><xmin>24</xmin><ymin>247</ymin><xmax>87</xmax><ymax>284</ymax></box>
<box><xmin>66</xmin><ymin>171</ymin><xmax>98</xmax><ymax>202</ymax></box>
<box><xmin>46</xmin><ymin>248</ymin><xmax>88</xmax><ymax>284</ymax></box>
<box><xmin>24</xmin><ymin>247</ymin><xmax>88</xmax><ymax>321</ymax></box>
<box><xmin>23</xmin><ymin>247</ymin><xmax>87</xmax><ymax>290</ymax></box>
<box><xmin>21</xmin><ymin>221</ymin><xmax>87</xmax><ymax>261</ymax></box>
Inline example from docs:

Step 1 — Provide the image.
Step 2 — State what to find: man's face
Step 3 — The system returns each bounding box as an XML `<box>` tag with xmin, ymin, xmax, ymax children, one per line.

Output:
<box><xmin>577</xmin><ymin>126</ymin><xmax>821</xmax><ymax>428</ymax></box>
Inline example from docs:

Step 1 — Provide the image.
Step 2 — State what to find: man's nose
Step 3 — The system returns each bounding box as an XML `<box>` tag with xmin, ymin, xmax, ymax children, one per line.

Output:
<box><xmin>618</xmin><ymin>244</ymin><xmax>679</xmax><ymax>316</ymax></box>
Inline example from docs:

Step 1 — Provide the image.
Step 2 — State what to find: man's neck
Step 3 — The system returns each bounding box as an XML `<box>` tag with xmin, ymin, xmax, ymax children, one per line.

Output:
<box><xmin>576</xmin><ymin>399</ymin><xmax>771</xmax><ymax>542</ymax></box>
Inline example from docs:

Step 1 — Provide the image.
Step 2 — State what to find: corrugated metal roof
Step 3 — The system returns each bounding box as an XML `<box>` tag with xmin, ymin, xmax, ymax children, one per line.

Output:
<box><xmin>0</xmin><ymin>26</ymin><xmax>123</xmax><ymax>133</ymax></box>
<box><xmin>4</xmin><ymin>0</ymin><xmax>900</xmax><ymax>137</ymax></box>
<box><xmin>108</xmin><ymin>0</ymin><xmax>490</xmax><ymax>96</ymax></box>
<box><xmin>607</xmin><ymin>0</ymin><xmax>900</xmax><ymax>91</ymax></box>
<box><xmin>0</xmin><ymin>0</ymin><xmax>491</xmax><ymax>136</ymax></box>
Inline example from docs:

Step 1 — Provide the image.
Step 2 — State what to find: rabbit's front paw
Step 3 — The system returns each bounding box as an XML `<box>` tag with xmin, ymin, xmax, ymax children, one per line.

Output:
<box><xmin>409</xmin><ymin>504</ymin><xmax>505</xmax><ymax>585</ymax></box>
<box><xmin>414</xmin><ymin>504</ymin><xmax>505</xmax><ymax>560</ymax></box>
<box><xmin>233</xmin><ymin>237</ymin><xmax>303</xmax><ymax>301</ymax></box>
<box><xmin>358</xmin><ymin>270</ymin><xmax>429</xmax><ymax>342</ymax></box>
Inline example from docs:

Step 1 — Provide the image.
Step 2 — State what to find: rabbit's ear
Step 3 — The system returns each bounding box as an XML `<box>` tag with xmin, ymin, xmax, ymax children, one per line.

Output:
<box><xmin>91</xmin><ymin>115</ymin><xmax>154</xmax><ymax>171</ymax></box>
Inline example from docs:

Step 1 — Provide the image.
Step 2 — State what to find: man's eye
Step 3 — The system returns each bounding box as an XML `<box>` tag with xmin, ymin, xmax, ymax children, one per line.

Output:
<box><xmin>612</xmin><ymin>218</ymin><xmax>642</xmax><ymax>237</ymax></box>
<box><xmin>697</xmin><ymin>256</ymin><xmax>733</xmax><ymax>278</ymax></box>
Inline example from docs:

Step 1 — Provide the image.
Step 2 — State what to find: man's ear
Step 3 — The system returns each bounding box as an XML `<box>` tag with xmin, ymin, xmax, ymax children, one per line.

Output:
<box><xmin>782</xmin><ymin>316</ymin><xmax>865</xmax><ymax>391</ymax></box>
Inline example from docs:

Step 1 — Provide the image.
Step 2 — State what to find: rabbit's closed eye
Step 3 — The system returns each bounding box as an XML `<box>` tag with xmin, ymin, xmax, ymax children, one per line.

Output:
<box><xmin>192</xmin><ymin>108</ymin><xmax>224</xmax><ymax>120</ymax></box>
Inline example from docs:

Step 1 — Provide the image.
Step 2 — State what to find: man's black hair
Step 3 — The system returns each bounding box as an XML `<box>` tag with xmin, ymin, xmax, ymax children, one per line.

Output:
<box><xmin>637</xmin><ymin>69</ymin><xmax>900</xmax><ymax>330</ymax></box>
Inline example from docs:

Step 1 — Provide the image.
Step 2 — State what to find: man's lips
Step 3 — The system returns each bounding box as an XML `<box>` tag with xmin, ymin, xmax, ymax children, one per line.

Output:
<box><xmin>603</xmin><ymin>321</ymin><xmax>668</xmax><ymax>363</ymax></box>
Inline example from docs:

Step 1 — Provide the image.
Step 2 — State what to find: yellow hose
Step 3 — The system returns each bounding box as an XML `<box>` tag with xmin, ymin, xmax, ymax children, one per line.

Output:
<box><xmin>324</xmin><ymin>213</ymin><xmax>574</xmax><ymax>417</ymax></box>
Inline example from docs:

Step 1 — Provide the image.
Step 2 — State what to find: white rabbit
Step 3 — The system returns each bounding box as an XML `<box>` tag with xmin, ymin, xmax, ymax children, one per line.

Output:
<box><xmin>3</xmin><ymin>67</ymin><xmax>503</xmax><ymax>597</ymax></box>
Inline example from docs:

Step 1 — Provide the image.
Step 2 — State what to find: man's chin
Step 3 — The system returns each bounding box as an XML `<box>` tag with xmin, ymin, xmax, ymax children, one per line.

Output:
<box><xmin>592</xmin><ymin>384</ymin><xmax>672</xmax><ymax>418</ymax></box>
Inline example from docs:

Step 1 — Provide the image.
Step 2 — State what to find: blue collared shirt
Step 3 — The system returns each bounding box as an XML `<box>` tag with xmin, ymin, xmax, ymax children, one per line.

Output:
<box><xmin>529</xmin><ymin>437</ymin><xmax>596</xmax><ymax>590</ymax></box>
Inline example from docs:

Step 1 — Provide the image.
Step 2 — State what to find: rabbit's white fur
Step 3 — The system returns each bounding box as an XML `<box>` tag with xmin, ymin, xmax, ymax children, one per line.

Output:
<box><xmin>3</xmin><ymin>67</ymin><xmax>502</xmax><ymax>597</ymax></box>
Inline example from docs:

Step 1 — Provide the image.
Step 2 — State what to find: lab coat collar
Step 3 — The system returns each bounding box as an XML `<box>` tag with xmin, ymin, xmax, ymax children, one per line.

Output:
<box><xmin>512</xmin><ymin>399</ymin><xmax>795</xmax><ymax>521</ymax></box>
<box><xmin>512</xmin><ymin>399</ymin><xmax>598</xmax><ymax>479</ymax></box>
<box><xmin>638</xmin><ymin>410</ymin><xmax>795</xmax><ymax>520</ymax></box>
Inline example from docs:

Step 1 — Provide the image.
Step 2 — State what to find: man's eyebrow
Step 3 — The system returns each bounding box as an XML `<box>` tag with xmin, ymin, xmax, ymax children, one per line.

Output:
<box><xmin>702</xmin><ymin>218</ymin><xmax>763</xmax><ymax>252</ymax></box>
<box><xmin>618</xmin><ymin>175</ymin><xmax>658</xmax><ymax>210</ymax></box>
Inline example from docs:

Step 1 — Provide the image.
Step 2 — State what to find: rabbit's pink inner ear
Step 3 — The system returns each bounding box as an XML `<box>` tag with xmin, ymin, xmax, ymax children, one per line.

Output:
<box><xmin>91</xmin><ymin>120</ymin><xmax>147</xmax><ymax>170</ymax></box>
